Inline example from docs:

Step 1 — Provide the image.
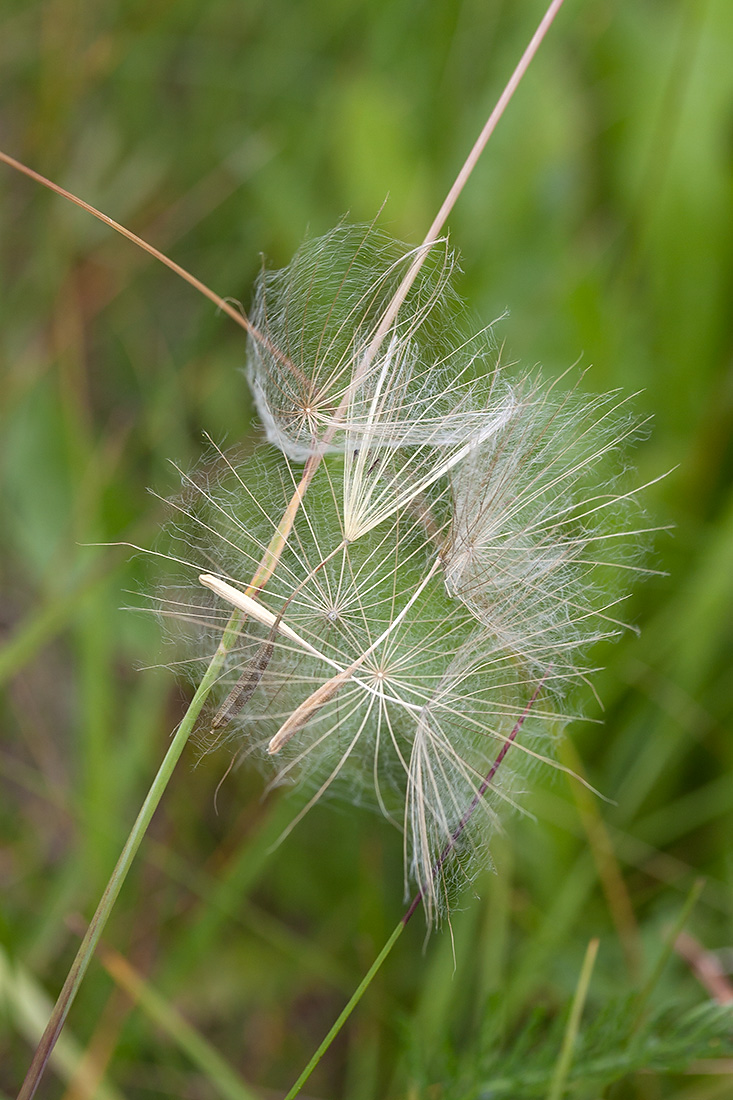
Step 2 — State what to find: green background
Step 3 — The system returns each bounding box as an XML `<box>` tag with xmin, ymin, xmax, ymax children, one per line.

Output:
<box><xmin>1</xmin><ymin>0</ymin><xmax>732</xmax><ymax>1096</ymax></box>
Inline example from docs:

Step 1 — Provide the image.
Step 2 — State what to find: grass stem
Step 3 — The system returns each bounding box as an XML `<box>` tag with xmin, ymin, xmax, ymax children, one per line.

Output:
<box><xmin>283</xmin><ymin>920</ymin><xmax>405</xmax><ymax>1100</ymax></box>
<box><xmin>17</xmin><ymin>627</ymin><xmax>236</xmax><ymax>1100</ymax></box>
<box><xmin>546</xmin><ymin>937</ymin><xmax>599</xmax><ymax>1100</ymax></box>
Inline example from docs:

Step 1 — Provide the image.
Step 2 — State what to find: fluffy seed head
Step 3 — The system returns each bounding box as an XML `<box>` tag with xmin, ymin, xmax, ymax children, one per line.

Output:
<box><xmin>157</xmin><ymin>224</ymin><xmax>650</xmax><ymax>923</ymax></box>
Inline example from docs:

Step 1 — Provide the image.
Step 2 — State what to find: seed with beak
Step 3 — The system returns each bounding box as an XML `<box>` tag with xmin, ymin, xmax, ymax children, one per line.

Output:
<box><xmin>267</xmin><ymin>668</ymin><xmax>353</xmax><ymax>754</ymax></box>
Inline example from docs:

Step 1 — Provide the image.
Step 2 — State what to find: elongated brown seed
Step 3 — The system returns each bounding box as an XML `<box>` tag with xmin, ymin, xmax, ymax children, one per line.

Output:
<box><xmin>211</xmin><ymin>639</ymin><xmax>275</xmax><ymax>730</ymax></box>
<box><xmin>267</xmin><ymin>668</ymin><xmax>353</xmax><ymax>754</ymax></box>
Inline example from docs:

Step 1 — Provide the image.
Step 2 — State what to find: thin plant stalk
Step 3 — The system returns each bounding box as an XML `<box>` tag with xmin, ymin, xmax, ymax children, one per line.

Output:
<box><xmin>0</xmin><ymin>149</ymin><xmax>255</xmax><ymax>340</ymax></box>
<box><xmin>546</xmin><ymin>937</ymin><xmax>600</xmax><ymax>1100</ymax></box>
<box><xmin>16</xmin><ymin>611</ymin><xmax>240</xmax><ymax>1099</ymax></box>
<box><xmin>631</xmin><ymin>877</ymin><xmax>705</xmax><ymax>1034</ymax></box>
<box><xmin>10</xmin><ymin>2</ymin><xmax>568</xmax><ymax>1094</ymax></box>
<box><xmin>284</xmin><ymin>921</ymin><xmax>405</xmax><ymax>1100</ymax></box>
<box><xmin>369</xmin><ymin>0</ymin><xmax>567</xmax><ymax>356</ymax></box>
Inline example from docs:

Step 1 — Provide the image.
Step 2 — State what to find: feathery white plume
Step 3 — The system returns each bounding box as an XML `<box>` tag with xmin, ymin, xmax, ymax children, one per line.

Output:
<box><xmin>247</xmin><ymin>225</ymin><xmax>516</xmax><ymax>540</ymax></box>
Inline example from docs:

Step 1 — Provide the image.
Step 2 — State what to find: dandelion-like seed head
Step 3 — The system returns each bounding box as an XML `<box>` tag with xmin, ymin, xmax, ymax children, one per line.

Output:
<box><xmin>157</xmin><ymin>224</ymin><xmax>650</xmax><ymax>925</ymax></box>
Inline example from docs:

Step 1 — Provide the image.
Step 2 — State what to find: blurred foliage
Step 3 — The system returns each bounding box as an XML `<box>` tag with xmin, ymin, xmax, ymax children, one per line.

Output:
<box><xmin>1</xmin><ymin>0</ymin><xmax>732</xmax><ymax>1097</ymax></box>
